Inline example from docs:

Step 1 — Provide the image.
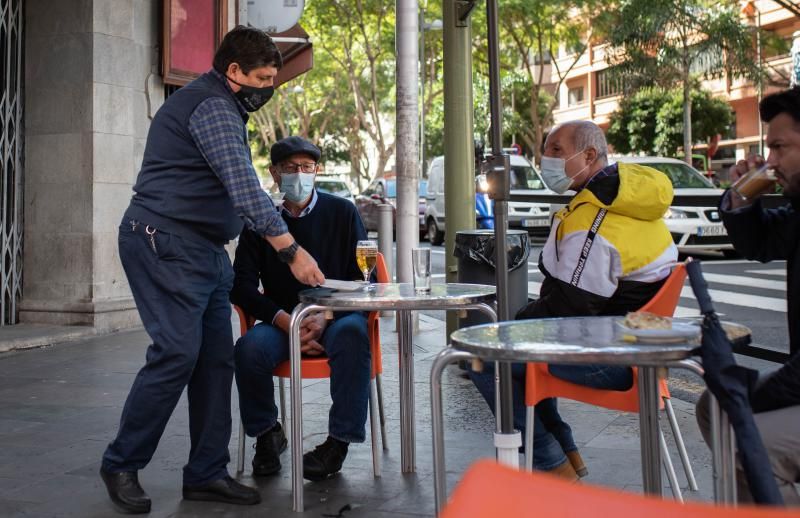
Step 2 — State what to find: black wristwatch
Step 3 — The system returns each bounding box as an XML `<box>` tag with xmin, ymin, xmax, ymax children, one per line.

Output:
<box><xmin>277</xmin><ymin>241</ymin><xmax>300</xmax><ymax>263</ymax></box>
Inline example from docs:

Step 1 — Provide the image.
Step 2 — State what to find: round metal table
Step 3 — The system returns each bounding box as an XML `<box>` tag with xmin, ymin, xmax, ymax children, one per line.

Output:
<box><xmin>288</xmin><ymin>283</ymin><xmax>496</xmax><ymax>512</ymax></box>
<box><xmin>430</xmin><ymin>316</ymin><xmax>746</xmax><ymax>512</ymax></box>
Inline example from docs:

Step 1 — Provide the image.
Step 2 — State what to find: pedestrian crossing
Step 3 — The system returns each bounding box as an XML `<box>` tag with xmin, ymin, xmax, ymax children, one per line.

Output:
<box><xmin>428</xmin><ymin>246</ymin><xmax>787</xmax><ymax>315</ymax></box>
<box><xmin>526</xmin><ymin>267</ymin><xmax>787</xmax><ymax>315</ymax></box>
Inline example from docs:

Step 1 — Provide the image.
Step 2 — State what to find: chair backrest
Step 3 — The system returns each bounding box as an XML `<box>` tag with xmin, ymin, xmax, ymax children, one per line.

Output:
<box><xmin>638</xmin><ymin>262</ymin><xmax>688</xmax><ymax>317</ymax></box>
<box><xmin>441</xmin><ymin>460</ymin><xmax>797</xmax><ymax>518</ymax></box>
<box><xmin>524</xmin><ymin>262</ymin><xmax>687</xmax><ymax>410</ymax></box>
<box><xmin>375</xmin><ymin>252</ymin><xmax>390</xmax><ymax>283</ymax></box>
<box><xmin>233</xmin><ymin>304</ymin><xmax>256</xmax><ymax>336</ymax></box>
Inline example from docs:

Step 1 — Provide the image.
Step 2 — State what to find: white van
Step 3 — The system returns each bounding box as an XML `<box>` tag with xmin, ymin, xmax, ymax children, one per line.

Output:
<box><xmin>424</xmin><ymin>154</ymin><xmax>553</xmax><ymax>245</ymax></box>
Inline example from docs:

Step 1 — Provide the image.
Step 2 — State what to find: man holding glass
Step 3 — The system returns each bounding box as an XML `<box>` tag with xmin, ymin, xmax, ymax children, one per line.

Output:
<box><xmin>231</xmin><ymin>136</ymin><xmax>372</xmax><ymax>482</ymax></box>
<box><xmin>695</xmin><ymin>87</ymin><xmax>800</xmax><ymax>505</ymax></box>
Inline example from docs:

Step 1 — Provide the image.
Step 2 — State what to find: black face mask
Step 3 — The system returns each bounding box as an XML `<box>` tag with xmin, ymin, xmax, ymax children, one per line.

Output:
<box><xmin>226</xmin><ymin>75</ymin><xmax>275</xmax><ymax>112</ymax></box>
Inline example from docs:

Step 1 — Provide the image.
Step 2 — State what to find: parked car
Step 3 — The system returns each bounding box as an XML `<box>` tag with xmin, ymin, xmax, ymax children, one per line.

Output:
<box><xmin>355</xmin><ymin>176</ymin><xmax>428</xmax><ymax>236</ymax></box>
<box><xmin>424</xmin><ymin>154</ymin><xmax>553</xmax><ymax>245</ymax></box>
<box><xmin>609</xmin><ymin>156</ymin><xmax>733</xmax><ymax>255</ymax></box>
<box><xmin>315</xmin><ymin>177</ymin><xmax>355</xmax><ymax>204</ymax></box>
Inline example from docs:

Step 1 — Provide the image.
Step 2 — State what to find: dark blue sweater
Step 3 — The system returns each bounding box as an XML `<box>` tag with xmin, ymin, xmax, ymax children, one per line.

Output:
<box><xmin>230</xmin><ymin>192</ymin><xmax>368</xmax><ymax>323</ymax></box>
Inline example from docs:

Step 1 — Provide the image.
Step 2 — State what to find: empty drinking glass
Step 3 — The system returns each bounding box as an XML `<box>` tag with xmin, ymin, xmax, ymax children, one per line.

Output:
<box><xmin>412</xmin><ymin>248</ymin><xmax>431</xmax><ymax>293</ymax></box>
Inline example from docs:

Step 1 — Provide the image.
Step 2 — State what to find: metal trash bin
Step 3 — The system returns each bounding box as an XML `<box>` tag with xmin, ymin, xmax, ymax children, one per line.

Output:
<box><xmin>454</xmin><ymin>229</ymin><xmax>531</xmax><ymax>328</ymax></box>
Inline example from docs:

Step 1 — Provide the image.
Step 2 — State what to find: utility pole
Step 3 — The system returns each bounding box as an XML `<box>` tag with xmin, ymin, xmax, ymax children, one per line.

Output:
<box><xmin>443</xmin><ymin>0</ymin><xmax>477</xmax><ymax>335</ymax></box>
<box><xmin>396</xmin><ymin>0</ymin><xmax>420</xmax><ymax>287</ymax></box>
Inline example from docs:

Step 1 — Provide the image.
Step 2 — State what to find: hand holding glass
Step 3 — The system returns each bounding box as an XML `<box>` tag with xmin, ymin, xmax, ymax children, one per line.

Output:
<box><xmin>412</xmin><ymin>248</ymin><xmax>431</xmax><ymax>293</ymax></box>
<box><xmin>730</xmin><ymin>163</ymin><xmax>776</xmax><ymax>203</ymax></box>
<box><xmin>356</xmin><ymin>240</ymin><xmax>378</xmax><ymax>284</ymax></box>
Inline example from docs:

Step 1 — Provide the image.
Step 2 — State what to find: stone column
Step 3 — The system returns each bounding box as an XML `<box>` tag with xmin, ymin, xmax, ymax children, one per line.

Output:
<box><xmin>20</xmin><ymin>0</ymin><xmax>161</xmax><ymax>330</ymax></box>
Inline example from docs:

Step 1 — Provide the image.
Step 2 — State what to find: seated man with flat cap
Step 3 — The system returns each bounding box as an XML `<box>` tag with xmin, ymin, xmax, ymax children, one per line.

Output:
<box><xmin>231</xmin><ymin>136</ymin><xmax>371</xmax><ymax>481</ymax></box>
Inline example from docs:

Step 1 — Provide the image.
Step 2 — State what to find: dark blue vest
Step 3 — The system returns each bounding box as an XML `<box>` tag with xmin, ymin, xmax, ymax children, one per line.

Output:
<box><xmin>125</xmin><ymin>72</ymin><xmax>246</xmax><ymax>249</ymax></box>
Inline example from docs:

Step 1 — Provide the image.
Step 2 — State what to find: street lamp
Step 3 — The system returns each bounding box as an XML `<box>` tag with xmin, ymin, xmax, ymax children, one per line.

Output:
<box><xmin>420</xmin><ymin>15</ymin><xmax>443</xmax><ymax>177</ymax></box>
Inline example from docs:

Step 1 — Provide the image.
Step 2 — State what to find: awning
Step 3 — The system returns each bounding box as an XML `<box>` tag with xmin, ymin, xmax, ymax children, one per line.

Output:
<box><xmin>162</xmin><ymin>12</ymin><xmax>313</xmax><ymax>87</ymax></box>
<box><xmin>272</xmin><ymin>24</ymin><xmax>314</xmax><ymax>87</ymax></box>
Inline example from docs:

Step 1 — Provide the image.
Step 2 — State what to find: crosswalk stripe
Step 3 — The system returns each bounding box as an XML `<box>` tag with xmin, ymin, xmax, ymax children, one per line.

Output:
<box><xmin>746</xmin><ymin>269</ymin><xmax>786</xmax><ymax>277</ymax></box>
<box><xmin>680</xmin><ymin>286</ymin><xmax>786</xmax><ymax>312</ymax></box>
<box><xmin>674</xmin><ymin>306</ymin><xmax>699</xmax><ymax>317</ymax></box>
<box><xmin>701</xmin><ymin>273</ymin><xmax>786</xmax><ymax>292</ymax></box>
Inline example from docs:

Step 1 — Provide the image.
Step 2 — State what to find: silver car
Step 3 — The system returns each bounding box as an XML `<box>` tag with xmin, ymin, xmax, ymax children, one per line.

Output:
<box><xmin>315</xmin><ymin>178</ymin><xmax>355</xmax><ymax>204</ymax></box>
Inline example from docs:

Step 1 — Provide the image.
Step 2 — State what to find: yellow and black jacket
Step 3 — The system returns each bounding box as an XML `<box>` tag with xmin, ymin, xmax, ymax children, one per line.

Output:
<box><xmin>517</xmin><ymin>163</ymin><xmax>678</xmax><ymax>319</ymax></box>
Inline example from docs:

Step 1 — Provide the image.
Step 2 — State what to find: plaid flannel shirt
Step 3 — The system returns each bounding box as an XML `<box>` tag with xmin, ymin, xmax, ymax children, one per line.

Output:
<box><xmin>187</xmin><ymin>69</ymin><xmax>288</xmax><ymax>238</ymax></box>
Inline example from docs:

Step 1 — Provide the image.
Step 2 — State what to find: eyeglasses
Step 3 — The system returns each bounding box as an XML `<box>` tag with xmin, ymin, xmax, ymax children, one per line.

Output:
<box><xmin>278</xmin><ymin>162</ymin><xmax>317</xmax><ymax>174</ymax></box>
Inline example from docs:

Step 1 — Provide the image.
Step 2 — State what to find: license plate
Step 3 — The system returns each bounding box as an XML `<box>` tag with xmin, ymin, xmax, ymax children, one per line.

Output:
<box><xmin>522</xmin><ymin>218</ymin><xmax>549</xmax><ymax>227</ymax></box>
<box><xmin>697</xmin><ymin>225</ymin><xmax>727</xmax><ymax>237</ymax></box>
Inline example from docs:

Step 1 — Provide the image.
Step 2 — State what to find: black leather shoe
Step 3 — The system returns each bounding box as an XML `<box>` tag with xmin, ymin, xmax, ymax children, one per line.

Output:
<box><xmin>303</xmin><ymin>436</ymin><xmax>349</xmax><ymax>481</ymax></box>
<box><xmin>99</xmin><ymin>467</ymin><xmax>151</xmax><ymax>514</ymax></box>
<box><xmin>252</xmin><ymin>422</ymin><xmax>288</xmax><ymax>476</ymax></box>
<box><xmin>182</xmin><ymin>476</ymin><xmax>261</xmax><ymax>505</ymax></box>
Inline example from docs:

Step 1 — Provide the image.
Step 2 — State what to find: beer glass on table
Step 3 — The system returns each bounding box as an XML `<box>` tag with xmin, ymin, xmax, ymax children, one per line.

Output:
<box><xmin>356</xmin><ymin>240</ymin><xmax>378</xmax><ymax>287</ymax></box>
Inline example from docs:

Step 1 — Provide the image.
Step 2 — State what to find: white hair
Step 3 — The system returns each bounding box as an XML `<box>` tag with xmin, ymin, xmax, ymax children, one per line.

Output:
<box><xmin>550</xmin><ymin>120</ymin><xmax>608</xmax><ymax>166</ymax></box>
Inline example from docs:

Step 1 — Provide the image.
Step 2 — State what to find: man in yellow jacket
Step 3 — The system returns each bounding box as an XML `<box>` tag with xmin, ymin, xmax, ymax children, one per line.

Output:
<box><xmin>469</xmin><ymin>120</ymin><xmax>678</xmax><ymax>480</ymax></box>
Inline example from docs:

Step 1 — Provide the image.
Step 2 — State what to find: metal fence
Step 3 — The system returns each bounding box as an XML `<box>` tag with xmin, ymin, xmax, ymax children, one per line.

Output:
<box><xmin>1</xmin><ymin>0</ymin><xmax>24</xmax><ymax>325</ymax></box>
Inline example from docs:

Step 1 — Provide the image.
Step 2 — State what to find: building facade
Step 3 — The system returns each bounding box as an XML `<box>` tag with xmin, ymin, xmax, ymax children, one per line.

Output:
<box><xmin>0</xmin><ymin>0</ymin><xmax>244</xmax><ymax>330</ymax></box>
<box><xmin>551</xmin><ymin>0</ymin><xmax>799</xmax><ymax>172</ymax></box>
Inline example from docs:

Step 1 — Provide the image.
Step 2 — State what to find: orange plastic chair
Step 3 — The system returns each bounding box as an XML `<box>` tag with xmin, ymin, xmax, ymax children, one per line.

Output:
<box><xmin>440</xmin><ymin>460</ymin><xmax>797</xmax><ymax>518</ymax></box>
<box><xmin>523</xmin><ymin>263</ymin><xmax>697</xmax><ymax>498</ymax></box>
<box><xmin>234</xmin><ymin>252</ymin><xmax>390</xmax><ymax>477</ymax></box>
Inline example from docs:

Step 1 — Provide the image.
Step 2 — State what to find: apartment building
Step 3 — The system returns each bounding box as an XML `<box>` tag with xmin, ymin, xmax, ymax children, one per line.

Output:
<box><xmin>551</xmin><ymin>0</ymin><xmax>799</xmax><ymax>171</ymax></box>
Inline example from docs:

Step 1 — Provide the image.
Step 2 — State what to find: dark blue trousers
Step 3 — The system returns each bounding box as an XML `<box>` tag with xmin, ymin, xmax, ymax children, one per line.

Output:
<box><xmin>102</xmin><ymin>219</ymin><xmax>235</xmax><ymax>486</ymax></box>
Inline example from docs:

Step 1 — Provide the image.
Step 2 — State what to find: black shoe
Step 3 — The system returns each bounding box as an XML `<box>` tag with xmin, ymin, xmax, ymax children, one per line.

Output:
<box><xmin>99</xmin><ymin>467</ymin><xmax>151</xmax><ymax>514</ymax></box>
<box><xmin>303</xmin><ymin>436</ymin><xmax>349</xmax><ymax>481</ymax></box>
<box><xmin>182</xmin><ymin>476</ymin><xmax>261</xmax><ymax>505</ymax></box>
<box><xmin>252</xmin><ymin>422</ymin><xmax>288</xmax><ymax>476</ymax></box>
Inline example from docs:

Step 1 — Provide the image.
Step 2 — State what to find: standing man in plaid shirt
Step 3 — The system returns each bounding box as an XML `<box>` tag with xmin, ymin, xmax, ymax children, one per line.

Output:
<box><xmin>99</xmin><ymin>26</ymin><xmax>325</xmax><ymax>514</ymax></box>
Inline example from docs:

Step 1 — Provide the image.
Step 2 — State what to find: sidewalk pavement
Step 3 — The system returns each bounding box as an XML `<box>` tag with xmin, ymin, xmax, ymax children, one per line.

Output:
<box><xmin>0</xmin><ymin>312</ymin><xmax>716</xmax><ymax>517</ymax></box>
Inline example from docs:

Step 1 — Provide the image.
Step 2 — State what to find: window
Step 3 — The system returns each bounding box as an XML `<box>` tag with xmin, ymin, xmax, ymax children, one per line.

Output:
<box><xmin>509</xmin><ymin>165</ymin><xmax>544</xmax><ymax>190</ymax></box>
<box><xmin>567</xmin><ymin>86</ymin><xmax>585</xmax><ymax>106</ymax></box>
<box><xmin>645</xmin><ymin>162</ymin><xmax>714</xmax><ymax>189</ymax></box>
<box><xmin>595</xmin><ymin>69</ymin><xmax>623</xmax><ymax>99</ymax></box>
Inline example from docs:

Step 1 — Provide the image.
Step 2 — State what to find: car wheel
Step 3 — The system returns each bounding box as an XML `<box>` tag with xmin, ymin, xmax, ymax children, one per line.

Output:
<box><xmin>722</xmin><ymin>249</ymin><xmax>740</xmax><ymax>259</ymax></box>
<box><xmin>427</xmin><ymin>218</ymin><xmax>444</xmax><ymax>246</ymax></box>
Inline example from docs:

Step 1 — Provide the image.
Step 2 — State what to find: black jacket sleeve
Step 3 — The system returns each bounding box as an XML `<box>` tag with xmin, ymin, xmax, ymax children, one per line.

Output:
<box><xmin>516</xmin><ymin>263</ymin><xmax>609</xmax><ymax>319</ymax></box>
<box><xmin>349</xmin><ymin>207</ymin><xmax>370</xmax><ymax>281</ymax></box>
<box><xmin>750</xmin><ymin>351</ymin><xmax>800</xmax><ymax>413</ymax></box>
<box><xmin>230</xmin><ymin>229</ymin><xmax>282</xmax><ymax>324</ymax></box>
<box><xmin>721</xmin><ymin>195</ymin><xmax>797</xmax><ymax>263</ymax></box>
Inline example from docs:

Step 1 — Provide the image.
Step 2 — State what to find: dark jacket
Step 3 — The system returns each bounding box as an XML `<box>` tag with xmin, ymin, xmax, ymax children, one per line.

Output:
<box><xmin>721</xmin><ymin>195</ymin><xmax>800</xmax><ymax>412</ymax></box>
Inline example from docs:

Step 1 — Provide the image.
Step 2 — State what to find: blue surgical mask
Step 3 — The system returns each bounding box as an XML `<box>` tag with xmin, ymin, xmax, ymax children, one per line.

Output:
<box><xmin>540</xmin><ymin>149</ymin><xmax>590</xmax><ymax>194</ymax></box>
<box><xmin>279</xmin><ymin>172</ymin><xmax>315</xmax><ymax>203</ymax></box>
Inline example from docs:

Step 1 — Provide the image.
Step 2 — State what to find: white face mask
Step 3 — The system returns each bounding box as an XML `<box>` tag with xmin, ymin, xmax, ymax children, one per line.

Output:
<box><xmin>540</xmin><ymin>149</ymin><xmax>591</xmax><ymax>194</ymax></box>
<box><xmin>279</xmin><ymin>172</ymin><xmax>316</xmax><ymax>203</ymax></box>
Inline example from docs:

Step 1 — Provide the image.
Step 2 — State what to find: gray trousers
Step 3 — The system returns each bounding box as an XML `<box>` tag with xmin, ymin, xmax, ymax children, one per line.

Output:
<box><xmin>696</xmin><ymin>390</ymin><xmax>800</xmax><ymax>506</ymax></box>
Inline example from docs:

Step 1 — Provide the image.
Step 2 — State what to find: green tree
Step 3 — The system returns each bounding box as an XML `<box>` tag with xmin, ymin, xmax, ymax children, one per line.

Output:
<box><xmin>607</xmin><ymin>87</ymin><xmax>733</xmax><ymax>157</ymax></box>
<box><xmin>494</xmin><ymin>0</ymin><xmax>610</xmax><ymax>164</ymax></box>
<box><xmin>607</xmin><ymin>87</ymin><xmax>670</xmax><ymax>155</ymax></box>
<box><xmin>604</xmin><ymin>0</ymin><xmax>762</xmax><ymax>162</ymax></box>
<box><xmin>654</xmin><ymin>88</ymin><xmax>734</xmax><ymax>156</ymax></box>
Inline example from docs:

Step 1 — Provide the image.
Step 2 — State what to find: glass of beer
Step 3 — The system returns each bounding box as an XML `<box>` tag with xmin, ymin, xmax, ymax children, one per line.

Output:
<box><xmin>730</xmin><ymin>163</ymin><xmax>777</xmax><ymax>202</ymax></box>
<box><xmin>356</xmin><ymin>240</ymin><xmax>378</xmax><ymax>285</ymax></box>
